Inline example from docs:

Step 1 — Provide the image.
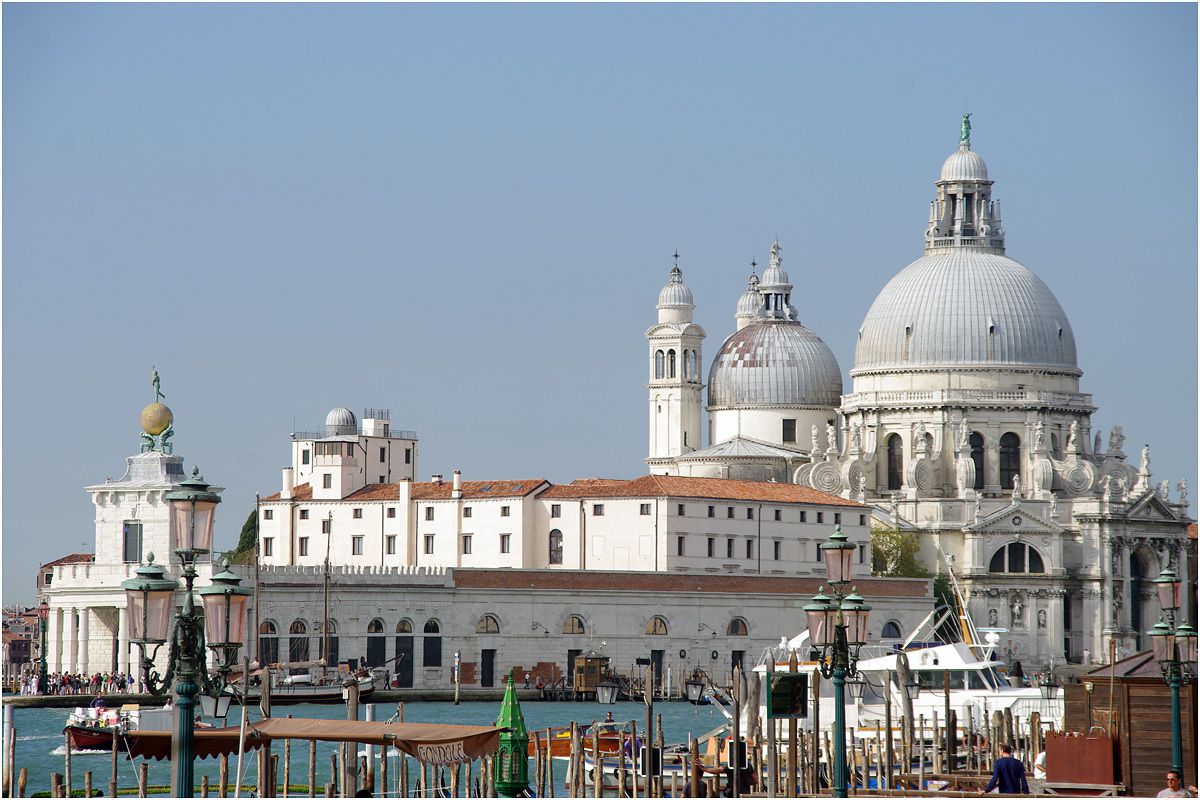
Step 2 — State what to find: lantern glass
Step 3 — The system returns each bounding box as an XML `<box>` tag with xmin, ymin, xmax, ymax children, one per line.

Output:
<box><xmin>172</xmin><ymin>499</ymin><xmax>217</xmax><ymax>554</ymax></box>
<box><xmin>1150</xmin><ymin>621</ymin><xmax>1175</xmax><ymax>663</ymax></box>
<box><xmin>1176</xmin><ymin>623</ymin><xmax>1197</xmax><ymax>662</ymax></box>
<box><xmin>200</xmin><ymin>693</ymin><xmax>232</xmax><ymax>720</ymax></box>
<box><xmin>202</xmin><ymin>590</ymin><xmax>249</xmax><ymax>647</ymax></box>
<box><xmin>685</xmin><ymin>679</ymin><xmax>705</xmax><ymax>704</ymax></box>
<box><xmin>823</xmin><ymin>545</ymin><xmax>855</xmax><ymax>585</ymax></box>
<box><xmin>905</xmin><ymin>680</ymin><xmax>921</xmax><ymax>700</ymax></box>
<box><xmin>846</xmin><ymin>677</ymin><xmax>866</xmax><ymax>700</ymax></box>
<box><xmin>127</xmin><ymin>587</ymin><xmax>173</xmax><ymax>643</ymax></box>
<box><xmin>1039</xmin><ymin>680</ymin><xmax>1059</xmax><ymax>700</ymax></box>
<box><xmin>841</xmin><ymin>593</ymin><xmax>871</xmax><ymax>647</ymax></box>
<box><xmin>597</xmin><ymin>682</ymin><xmax>619</xmax><ymax>705</ymax></box>
<box><xmin>1155</xmin><ymin>568</ymin><xmax>1182</xmax><ymax>613</ymax></box>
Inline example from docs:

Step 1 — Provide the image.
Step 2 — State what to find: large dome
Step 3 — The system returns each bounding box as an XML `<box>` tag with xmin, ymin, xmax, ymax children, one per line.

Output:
<box><xmin>708</xmin><ymin>321</ymin><xmax>843</xmax><ymax>408</ymax></box>
<box><xmin>853</xmin><ymin>250</ymin><xmax>1079</xmax><ymax>375</ymax></box>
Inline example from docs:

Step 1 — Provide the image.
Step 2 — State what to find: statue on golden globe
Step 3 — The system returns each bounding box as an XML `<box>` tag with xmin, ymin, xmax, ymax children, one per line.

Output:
<box><xmin>140</xmin><ymin>366</ymin><xmax>175</xmax><ymax>454</ymax></box>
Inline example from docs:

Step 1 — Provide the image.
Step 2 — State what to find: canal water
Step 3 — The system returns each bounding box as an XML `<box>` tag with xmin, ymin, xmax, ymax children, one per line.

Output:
<box><xmin>6</xmin><ymin>699</ymin><xmax>729</xmax><ymax>795</ymax></box>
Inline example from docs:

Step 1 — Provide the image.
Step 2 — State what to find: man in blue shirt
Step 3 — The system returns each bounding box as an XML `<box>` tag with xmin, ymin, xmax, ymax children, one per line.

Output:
<box><xmin>983</xmin><ymin>743</ymin><xmax>1029</xmax><ymax>794</ymax></box>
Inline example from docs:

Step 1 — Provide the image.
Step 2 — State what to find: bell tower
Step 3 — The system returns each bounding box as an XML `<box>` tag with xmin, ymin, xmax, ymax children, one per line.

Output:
<box><xmin>646</xmin><ymin>253</ymin><xmax>705</xmax><ymax>474</ymax></box>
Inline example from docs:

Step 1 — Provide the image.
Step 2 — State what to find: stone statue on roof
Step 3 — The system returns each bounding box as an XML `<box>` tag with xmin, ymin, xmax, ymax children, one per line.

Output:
<box><xmin>960</xmin><ymin>113</ymin><xmax>972</xmax><ymax>144</ymax></box>
<box><xmin>1178</xmin><ymin>479</ymin><xmax>1188</xmax><ymax>506</ymax></box>
<box><xmin>151</xmin><ymin>366</ymin><xmax>165</xmax><ymax>403</ymax></box>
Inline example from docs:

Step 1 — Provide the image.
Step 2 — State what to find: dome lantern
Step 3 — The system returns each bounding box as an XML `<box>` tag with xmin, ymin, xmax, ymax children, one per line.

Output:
<box><xmin>735</xmin><ymin>265</ymin><xmax>762</xmax><ymax>330</ymax></box>
<box><xmin>925</xmin><ymin>115</ymin><xmax>1005</xmax><ymax>254</ymax></box>
<box><xmin>656</xmin><ymin>251</ymin><xmax>695</xmax><ymax>324</ymax></box>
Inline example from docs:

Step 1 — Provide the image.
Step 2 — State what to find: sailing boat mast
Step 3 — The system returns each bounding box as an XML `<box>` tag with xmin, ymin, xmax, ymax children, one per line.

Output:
<box><xmin>323</xmin><ymin>511</ymin><xmax>331</xmax><ymax>681</ymax></box>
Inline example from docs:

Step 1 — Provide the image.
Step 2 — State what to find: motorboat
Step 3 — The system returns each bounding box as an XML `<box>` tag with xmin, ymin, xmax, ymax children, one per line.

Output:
<box><xmin>63</xmin><ymin>703</ymin><xmax>173</xmax><ymax>752</ymax></box>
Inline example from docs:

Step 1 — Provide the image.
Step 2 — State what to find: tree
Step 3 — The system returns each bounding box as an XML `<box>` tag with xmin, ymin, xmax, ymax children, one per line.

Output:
<box><xmin>870</xmin><ymin>528</ymin><xmax>931</xmax><ymax>578</ymax></box>
<box><xmin>234</xmin><ymin>508</ymin><xmax>257</xmax><ymax>555</ymax></box>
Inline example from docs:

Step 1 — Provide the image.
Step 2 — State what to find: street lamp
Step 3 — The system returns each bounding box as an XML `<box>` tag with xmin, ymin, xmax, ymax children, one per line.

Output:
<box><xmin>1038</xmin><ymin>675</ymin><xmax>1060</xmax><ymax>701</ymax></box>
<box><xmin>684</xmin><ymin>673</ymin><xmax>707</xmax><ymax>704</ymax></box>
<box><xmin>809</xmin><ymin>525</ymin><xmax>872</xmax><ymax>799</ymax></box>
<box><xmin>1148</xmin><ymin>564</ymin><xmax>1192</xmax><ymax>782</ymax></box>
<box><xmin>904</xmin><ymin>679</ymin><xmax>921</xmax><ymax>700</ymax></box>
<box><xmin>597</xmin><ymin>680</ymin><xmax>619</xmax><ymax>705</ymax></box>
<box><xmin>37</xmin><ymin>600</ymin><xmax>49</xmax><ymax>695</ymax></box>
<box><xmin>123</xmin><ymin>468</ymin><xmax>247</xmax><ymax>798</ymax></box>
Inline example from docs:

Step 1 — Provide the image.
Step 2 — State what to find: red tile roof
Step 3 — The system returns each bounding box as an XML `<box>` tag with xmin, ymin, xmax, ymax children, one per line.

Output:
<box><xmin>40</xmin><ymin>553</ymin><xmax>94</xmax><ymax>569</ymax></box>
<box><xmin>540</xmin><ymin>474</ymin><xmax>865</xmax><ymax>507</ymax></box>
<box><xmin>263</xmin><ymin>480</ymin><xmax>549</xmax><ymax>503</ymax></box>
<box><xmin>1189</xmin><ymin>522</ymin><xmax>1197</xmax><ymax>540</ymax></box>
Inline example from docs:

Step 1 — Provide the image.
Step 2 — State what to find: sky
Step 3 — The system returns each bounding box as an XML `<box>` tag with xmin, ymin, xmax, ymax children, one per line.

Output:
<box><xmin>3</xmin><ymin>3</ymin><xmax>1196</xmax><ymax>605</ymax></box>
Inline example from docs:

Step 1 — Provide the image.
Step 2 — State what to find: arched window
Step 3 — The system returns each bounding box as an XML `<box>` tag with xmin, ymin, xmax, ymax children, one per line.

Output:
<box><xmin>258</xmin><ymin>620</ymin><xmax>279</xmax><ymax>665</ymax></box>
<box><xmin>881</xmin><ymin>621</ymin><xmax>903</xmax><ymax>639</ymax></box>
<box><xmin>317</xmin><ymin>619</ymin><xmax>339</xmax><ymax>667</ymax></box>
<box><xmin>366</xmin><ymin>618</ymin><xmax>386</xmax><ymax>667</ymax></box>
<box><xmin>394</xmin><ymin>620</ymin><xmax>414</xmax><ymax>688</ymax></box>
<box><xmin>969</xmin><ymin>432</ymin><xmax>985</xmax><ymax>490</ymax></box>
<box><xmin>667</xmin><ymin>349</ymin><xmax>676</xmax><ymax>379</ymax></box>
<box><xmin>989</xmin><ymin>542</ymin><xmax>1046</xmax><ymax>574</ymax></box>
<box><xmin>726</xmin><ymin>618</ymin><xmax>749</xmax><ymax>636</ymax></box>
<box><xmin>548</xmin><ymin>530</ymin><xmax>563</xmax><ymax>565</ymax></box>
<box><xmin>422</xmin><ymin>619</ymin><xmax>442</xmax><ymax>668</ymax></box>
<box><xmin>886</xmin><ymin>434</ymin><xmax>903</xmax><ymax>491</ymax></box>
<box><xmin>654</xmin><ymin>350</ymin><xmax>664</xmax><ymax>379</ymax></box>
<box><xmin>476</xmin><ymin>614</ymin><xmax>501</xmax><ymax>634</ymax></box>
<box><xmin>562</xmin><ymin>615</ymin><xmax>586</xmax><ymax>635</ymax></box>
<box><xmin>288</xmin><ymin>620</ymin><xmax>309</xmax><ymax>663</ymax></box>
<box><xmin>646</xmin><ymin>616</ymin><xmax>669</xmax><ymax>635</ymax></box>
<box><xmin>999</xmin><ymin>433</ymin><xmax>1021</xmax><ymax>490</ymax></box>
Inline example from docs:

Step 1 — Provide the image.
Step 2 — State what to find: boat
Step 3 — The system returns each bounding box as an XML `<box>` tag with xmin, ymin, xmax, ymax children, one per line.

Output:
<box><xmin>751</xmin><ymin>560</ymin><xmax>1065</xmax><ymax>739</ymax></box>
<box><xmin>63</xmin><ymin>704</ymin><xmax>173</xmax><ymax>752</ymax></box>
<box><xmin>528</xmin><ymin>720</ymin><xmax>638</xmax><ymax>758</ymax></box>
<box><xmin>227</xmin><ymin>665</ymin><xmax>389</xmax><ymax>706</ymax></box>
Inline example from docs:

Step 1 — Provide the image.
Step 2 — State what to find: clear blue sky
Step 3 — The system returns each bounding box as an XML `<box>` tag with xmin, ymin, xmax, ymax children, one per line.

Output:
<box><xmin>4</xmin><ymin>3</ymin><xmax>1196</xmax><ymax>604</ymax></box>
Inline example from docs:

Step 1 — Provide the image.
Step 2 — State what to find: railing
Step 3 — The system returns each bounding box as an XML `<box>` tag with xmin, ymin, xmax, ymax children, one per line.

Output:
<box><xmin>292</xmin><ymin>427</ymin><xmax>418</xmax><ymax>441</ymax></box>
<box><xmin>362</xmin><ymin>408</ymin><xmax>389</xmax><ymax>420</ymax></box>
<box><xmin>843</xmin><ymin>389</ymin><xmax>1093</xmax><ymax>408</ymax></box>
<box><xmin>926</xmin><ymin>235</ymin><xmax>1006</xmax><ymax>251</ymax></box>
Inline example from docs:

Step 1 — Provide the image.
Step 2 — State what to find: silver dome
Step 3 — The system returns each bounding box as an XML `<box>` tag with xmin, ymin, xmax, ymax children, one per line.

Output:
<box><xmin>708</xmin><ymin>321</ymin><xmax>843</xmax><ymax>409</ymax></box>
<box><xmin>940</xmin><ymin>144</ymin><xmax>989</xmax><ymax>182</ymax></box>
<box><xmin>853</xmin><ymin>250</ymin><xmax>1078</xmax><ymax>374</ymax></box>
<box><xmin>657</xmin><ymin>265</ymin><xmax>694</xmax><ymax>307</ymax></box>
<box><xmin>324</xmin><ymin>407</ymin><xmax>358</xmax><ymax>436</ymax></box>
<box><xmin>735</xmin><ymin>274</ymin><xmax>761</xmax><ymax>318</ymax></box>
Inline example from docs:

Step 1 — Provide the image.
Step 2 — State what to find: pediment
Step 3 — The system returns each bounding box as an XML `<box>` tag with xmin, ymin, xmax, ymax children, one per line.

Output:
<box><xmin>967</xmin><ymin>502</ymin><xmax>1066</xmax><ymax>534</ymax></box>
<box><xmin>1122</xmin><ymin>491</ymin><xmax>1181</xmax><ymax>523</ymax></box>
<box><xmin>645</xmin><ymin>322</ymin><xmax>706</xmax><ymax>338</ymax></box>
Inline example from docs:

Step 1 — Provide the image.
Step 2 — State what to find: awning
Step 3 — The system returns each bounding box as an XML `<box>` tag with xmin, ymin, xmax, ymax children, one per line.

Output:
<box><xmin>121</xmin><ymin>718</ymin><xmax>504</xmax><ymax>765</ymax></box>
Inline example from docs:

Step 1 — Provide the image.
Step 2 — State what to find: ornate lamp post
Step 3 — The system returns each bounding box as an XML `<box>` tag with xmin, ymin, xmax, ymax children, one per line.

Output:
<box><xmin>122</xmin><ymin>468</ymin><xmax>247</xmax><ymax>798</ymax></box>
<box><xmin>806</xmin><ymin>525</ymin><xmax>872</xmax><ymax>799</ymax></box>
<box><xmin>1149</xmin><ymin>566</ymin><xmax>1195</xmax><ymax>781</ymax></box>
<box><xmin>38</xmin><ymin>599</ymin><xmax>50</xmax><ymax>695</ymax></box>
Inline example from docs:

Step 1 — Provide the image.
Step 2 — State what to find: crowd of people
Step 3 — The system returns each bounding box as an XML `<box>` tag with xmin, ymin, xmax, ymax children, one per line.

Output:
<box><xmin>18</xmin><ymin>669</ymin><xmax>134</xmax><ymax>696</ymax></box>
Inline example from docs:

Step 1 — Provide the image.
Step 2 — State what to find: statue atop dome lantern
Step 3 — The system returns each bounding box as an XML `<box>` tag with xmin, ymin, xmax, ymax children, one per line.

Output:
<box><xmin>960</xmin><ymin>113</ymin><xmax>972</xmax><ymax>144</ymax></box>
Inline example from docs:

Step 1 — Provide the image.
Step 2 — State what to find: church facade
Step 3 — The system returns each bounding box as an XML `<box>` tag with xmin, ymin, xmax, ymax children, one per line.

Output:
<box><xmin>646</xmin><ymin>118</ymin><xmax>1193</xmax><ymax>667</ymax></box>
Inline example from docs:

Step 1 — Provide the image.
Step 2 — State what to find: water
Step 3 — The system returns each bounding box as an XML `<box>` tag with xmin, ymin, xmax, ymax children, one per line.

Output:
<box><xmin>6</xmin><ymin>699</ymin><xmax>728</xmax><ymax>795</ymax></box>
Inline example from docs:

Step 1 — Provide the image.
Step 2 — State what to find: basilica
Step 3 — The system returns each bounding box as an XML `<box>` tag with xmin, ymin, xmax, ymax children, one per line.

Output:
<box><xmin>645</xmin><ymin>117</ymin><xmax>1194</xmax><ymax>665</ymax></box>
<box><xmin>38</xmin><ymin>119</ymin><xmax>1192</xmax><ymax>688</ymax></box>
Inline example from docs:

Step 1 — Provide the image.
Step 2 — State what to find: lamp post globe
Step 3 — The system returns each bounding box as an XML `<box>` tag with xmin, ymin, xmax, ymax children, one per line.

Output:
<box><xmin>819</xmin><ymin>525</ymin><xmax>855</xmax><ymax>587</ymax></box>
<box><xmin>165</xmin><ymin>468</ymin><xmax>221</xmax><ymax>557</ymax></box>
<box><xmin>1154</xmin><ymin>567</ymin><xmax>1182</xmax><ymax>615</ymax></box>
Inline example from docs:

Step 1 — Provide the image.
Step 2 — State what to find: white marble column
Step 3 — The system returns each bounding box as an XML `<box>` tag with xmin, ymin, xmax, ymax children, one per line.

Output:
<box><xmin>46</xmin><ymin>607</ymin><xmax>60</xmax><ymax>673</ymax></box>
<box><xmin>77</xmin><ymin>609</ymin><xmax>89</xmax><ymax>674</ymax></box>
<box><xmin>67</xmin><ymin>608</ymin><xmax>79</xmax><ymax>674</ymax></box>
<box><xmin>1048</xmin><ymin>592</ymin><xmax>1066</xmax><ymax>663</ymax></box>
<box><xmin>117</xmin><ymin>606</ymin><xmax>130</xmax><ymax>676</ymax></box>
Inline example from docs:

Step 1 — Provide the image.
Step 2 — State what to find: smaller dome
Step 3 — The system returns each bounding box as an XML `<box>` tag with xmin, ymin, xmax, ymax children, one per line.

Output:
<box><xmin>657</xmin><ymin>265</ymin><xmax>694</xmax><ymax>307</ymax></box>
<box><xmin>940</xmin><ymin>144</ymin><xmax>989</xmax><ymax>182</ymax></box>
<box><xmin>324</xmin><ymin>407</ymin><xmax>357</xmax><ymax>436</ymax></box>
<box><xmin>736</xmin><ymin>273</ymin><xmax>762</xmax><ymax>318</ymax></box>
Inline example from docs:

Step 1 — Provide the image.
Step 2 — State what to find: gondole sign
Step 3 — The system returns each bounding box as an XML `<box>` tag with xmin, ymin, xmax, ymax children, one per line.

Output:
<box><xmin>766</xmin><ymin>673</ymin><xmax>808</xmax><ymax>720</ymax></box>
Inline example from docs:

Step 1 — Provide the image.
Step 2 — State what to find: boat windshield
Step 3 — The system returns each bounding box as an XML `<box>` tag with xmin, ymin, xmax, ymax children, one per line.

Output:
<box><xmin>968</xmin><ymin>669</ymin><xmax>996</xmax><ymax>690</ymax></box>
<box><xmin>915</xmin><ymin>670</ymin><xmax>966</xmax><ymax>690</ymax></box>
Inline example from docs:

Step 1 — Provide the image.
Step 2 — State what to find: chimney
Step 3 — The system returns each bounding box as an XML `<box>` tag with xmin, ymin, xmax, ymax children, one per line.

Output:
<box><xmin>281</xmin><ymin>467</ymin><xmax>294</xmax><ymax>500</ymax></box>
<box><xmin>431</xmin><ymin>474</ymin><xmax>443</xmax><ymax>485</ymax></box>
<box><xmin>452</xmin><ymin>470</ymin><xmax>462</xmax><ymax>499</ymax></box>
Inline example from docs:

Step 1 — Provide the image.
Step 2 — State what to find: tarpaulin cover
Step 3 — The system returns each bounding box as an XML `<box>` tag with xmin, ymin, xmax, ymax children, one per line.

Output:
<box><xmin>121</xmin><ymin>718</ymin><xmax>505</xmax><ymax>765</ymax></box>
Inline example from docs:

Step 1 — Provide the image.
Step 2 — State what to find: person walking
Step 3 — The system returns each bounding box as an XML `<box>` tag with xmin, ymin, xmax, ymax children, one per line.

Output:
<box><xmin>982</xmin><ymin>743</ymin><xmax>1028</xmax><ymax>794</ymax></box>
<box><xmin>1158</xmin><ymin>770</ymin><xmax>1194</xmax><ymax>798</ymax></box>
